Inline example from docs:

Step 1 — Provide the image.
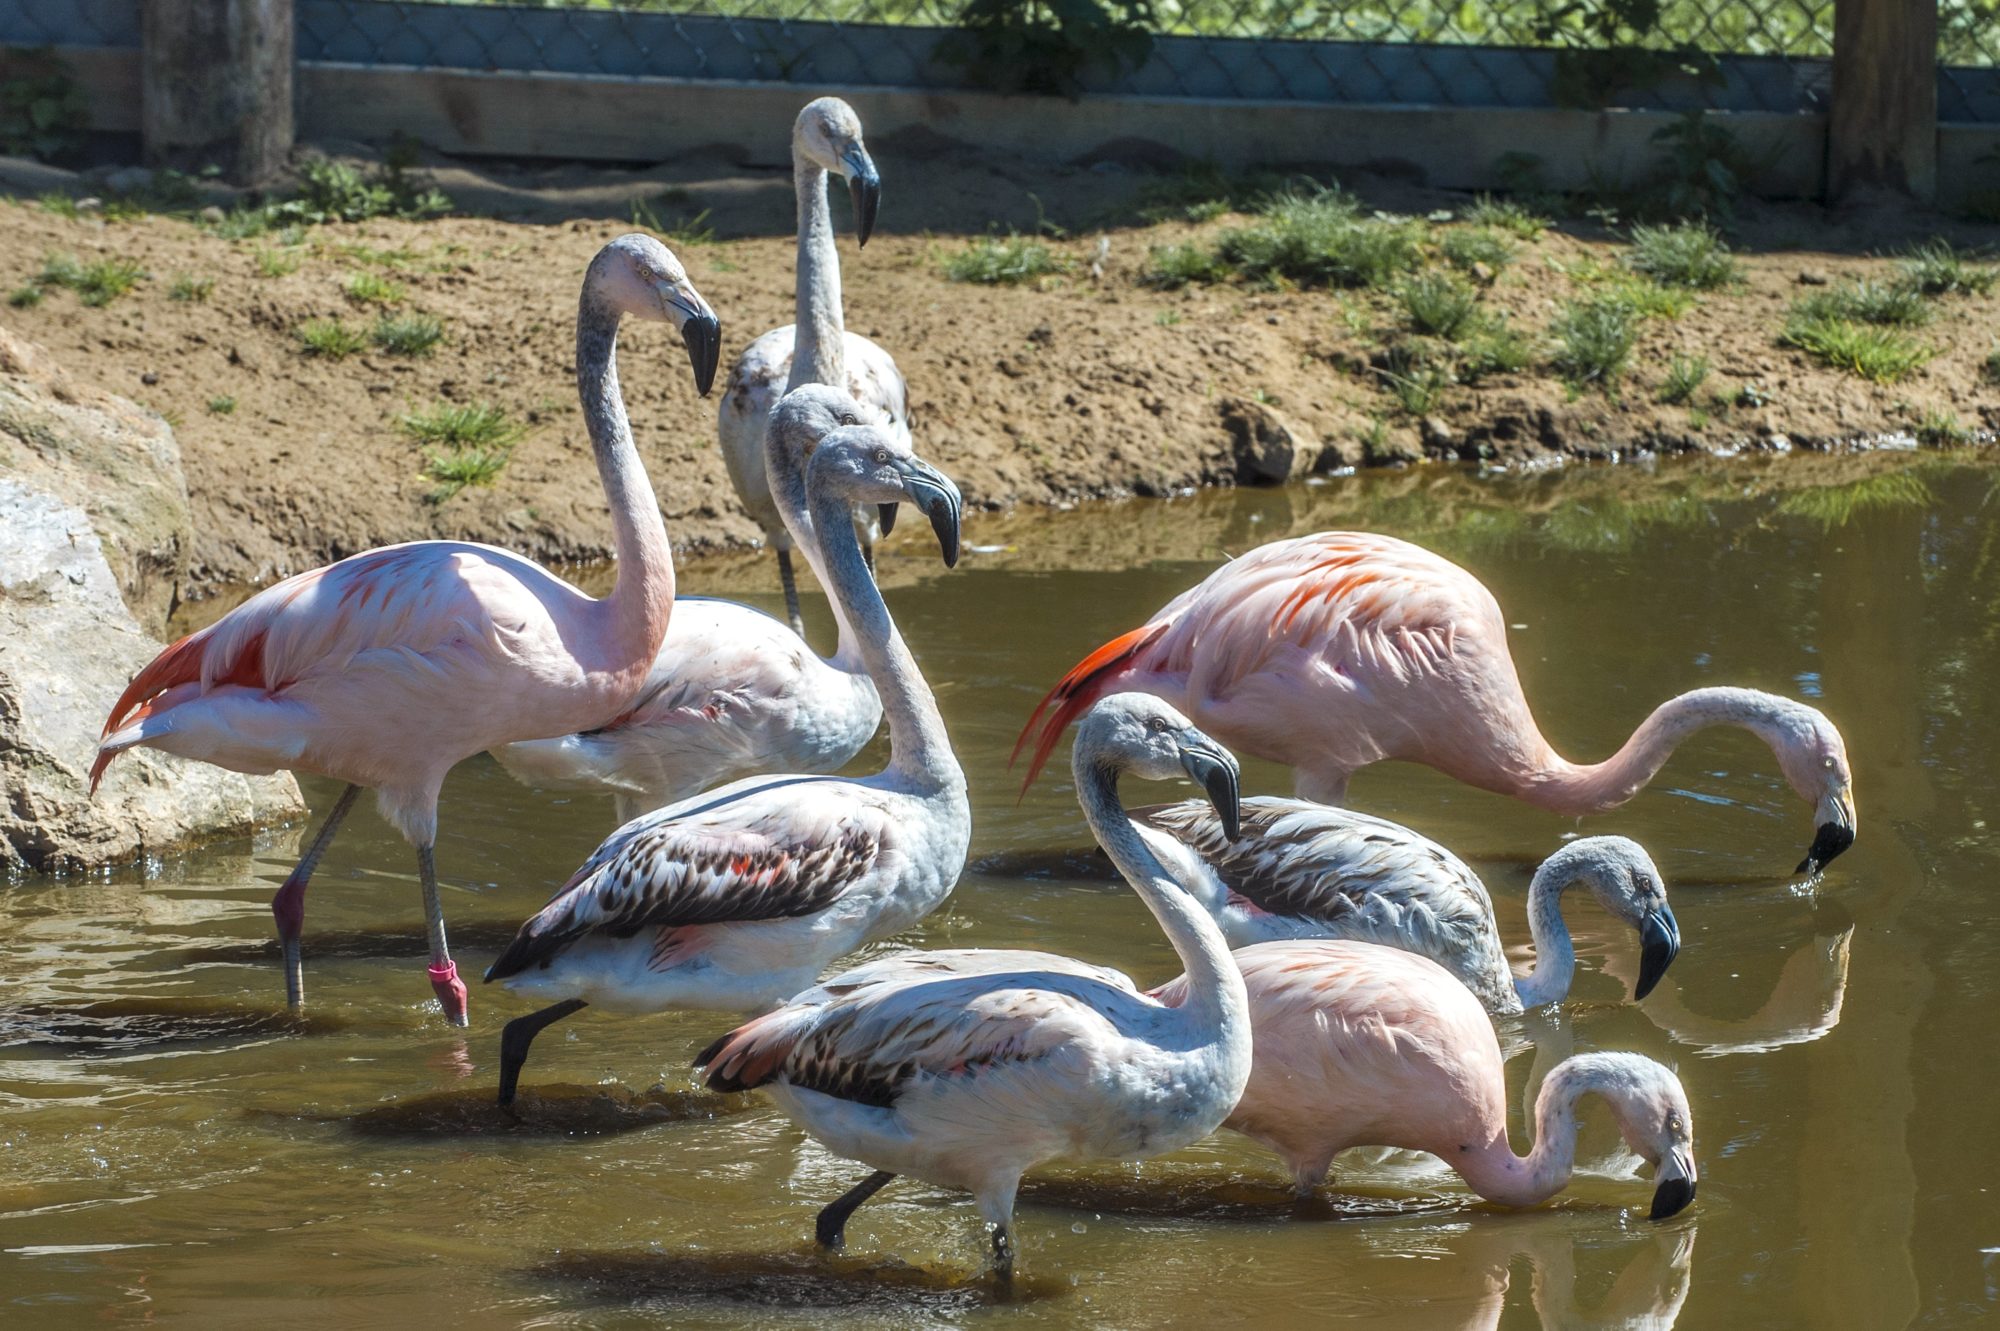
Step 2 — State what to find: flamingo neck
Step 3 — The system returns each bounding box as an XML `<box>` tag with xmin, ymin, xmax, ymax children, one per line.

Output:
<box><xmin>1514</xmin><ymin>687</ymin><xmax>1805</xmax><ymax>816</ymax></box>
<box><xmin>577</xmin><ymin>293</ymin><xmax>673</xmax><ymax>669</ymax></box>
<box><xmin>808</xmin><ymin>483</ymin><xmax>957</xmax><ymax>792</ymax></box>
<box><xmin>767</xmin><ymin>426</ymin><xmax>864</xmax><ymax>669</ymax></box>
<box><xmin>788</xmin><ymin>156</ymin><xmax>845</xmax><ymax>392</ymax></box>
<box><xmin>1513</xmin><ymin>846</ymin><xmax>1584</xmax><ymax>1009</ymax></box>
<box><xmin>1456</xmin><ymin>1055</ymin><xmax>1598</xmax><ymax>1208</ymax></box>
<box><xmin>1078</xmin><ymin>765</ymin><xmax>1249</xmax><ymax>1051</ymax></box>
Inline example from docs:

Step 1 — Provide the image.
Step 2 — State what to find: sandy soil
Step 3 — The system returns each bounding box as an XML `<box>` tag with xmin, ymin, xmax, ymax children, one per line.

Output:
<box><xmin>0</xmin><ymin>143</ymin><xmax>1995</xmax><ymax>600</ymax></box>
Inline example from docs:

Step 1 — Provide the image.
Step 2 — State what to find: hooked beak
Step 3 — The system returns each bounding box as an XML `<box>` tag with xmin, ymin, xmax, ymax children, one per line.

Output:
<box><xmin>843</xmin><ymin>144</ymin><xmax>880</xmax><ymax>247</ymax></box>
<box><xmin>878</xmin><ymin>502</ymin><xmax>898</xmax><ymax>536</ymax></box>
<box><xmin>668</xmin><ymin>282</ymin><xmax>721</xmax><ymax>396</ymax></box>
<box><xmin>1177</xmin><ymin>737</ymin><xmax>1240</xmax><ymax>841</ymax></box>
<box><xmin>894</xmin><ymin>457</ymin><xmax>961</xmax><ymax>568</ymax></box>
<box><xmin>1649</xmin><ymin>1146</ymin><xmax>1698</xmax><ymax>1220</ymax></box>
<box><xmin>1796</xmin><ymin>787</ymin><xmax>1857</xmax><ymax>875</ymax></box>
<box><xmin>1634</xmin><ymin>904</ymin><xmax>1681</xmax><ymax>1002</ymax></box>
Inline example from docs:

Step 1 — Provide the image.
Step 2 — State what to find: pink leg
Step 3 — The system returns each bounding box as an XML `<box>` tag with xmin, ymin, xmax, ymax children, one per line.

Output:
<box><xmin>417</xmin><ymin>844</ymin><xmax>469</xmax><ymax>1026</ymax></box>
<box><xmin>272</xmin><ymin>784</ymin><xmax>361</xmax><ymax>1010</ymax></box>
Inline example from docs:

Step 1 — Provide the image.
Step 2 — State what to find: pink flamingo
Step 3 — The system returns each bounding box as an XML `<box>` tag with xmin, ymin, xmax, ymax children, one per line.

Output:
<box><xmin>1017</xmin><ymin>530</ymin><xmax>1857</xmax><ymax>875</ymax></box>
<box><xmin>1153</xmin><ymin>939</ymin><xmax>1699</xmax><ymax>1219</ymax></box>
<box><xmin>90</xmin><ymin>234</ymin><xmax>721</xmax><ymax>1025</ymax></box>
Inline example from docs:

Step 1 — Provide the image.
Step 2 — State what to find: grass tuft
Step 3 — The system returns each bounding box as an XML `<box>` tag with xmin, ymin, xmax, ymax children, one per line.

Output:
<box><xmin>400</xmin><ymin>401</ymin><xmax>526</xmax><ymax>501</ymax></box>
<box><xmin>1624</xmin><ymin>222</ymin><xmax>1739</xmax><ymax>289</ymax></box>
<box><xmin>1216</xmin><ymin>189</ymin><xmax>1422</xmax><ymax>290</ymax></box>
<box><xmin>8</xmin><ymin>284</ymin><xmax>42</xmax><ymax>308</ymax></box>
<box><xmin>1395</xmin><ymin>270</ymin><xmax>1480</xmax><ymax>340</ymax></box>
<box><xmin>1781</xmin><ymin>315</ymin><xmax>1933</xmax><ymax>382</ymax></box>
<box><xmin>1463</xmin><ymin>194</ymin><xmax>1548</xmax><ymax>238</ymax></box>
<box><xmin>1793</xmin><ymin>280</ymin><xmax>1931</xmax><ymax>327</ymax></box>
<box><xmin>343</xmin><ymin>271</ymin><xmax>406</xmax><ymax>305</ymax></box>
<box><xmin>370</xmin><ymin>312</ymin><xmax>443</xmax><ymax>357</ymax></box>
<box><xmin>1897</xmin><ymin>239</ymin><xmax>1995</xmax><ymax>296</ymax></box>
<box><xmin>169</xmin><ymin>274</ymin><xmax>215</xmax><ymax>302</ymax></box>
<box><xmin>207</xmin><ymin>395</ymin><xmax>236</xmax><ymax>415</ymax></box>
<box><xmin>1458</xmin><ymin>316</ymin><xmax>1534</xmax><ymax>380</ymax></box>
<box><xmin>1552</xmin><ymin>297</ymin><xmax>1640</xmax><ymax>388</ymax></box>
<box><xmin>1142</xmin><ymin>242</ymin><xmax>1228</xmax><ymax>289</ymax></box>
<box><xmin>255</xmin><ymin>247</ymin><xmax>303</xmax><ymax>278</ymax></box>
<box><xmin>1439</xmin><ymin>226</ymin><xmax>1516</xmax><ymax>275</ymax></box>
<box><xmin>38</xmin><ymin>252</ymin><xmax>146</xmax><ymax>306</ymax></box>
<box><xmin>1913</xmin><ymin>407</ymin><xmax>1972</xmax><ymax>446</ymax></box>
<box><xmin>1658</xmin><ymin>353</ymin><xmax>1710</xmax><ymax>404</ymax></box>
<box><xmin>942</xmin><ymin>234</ymin><xmax>1071</xmax><ymax>285</ymax></box>
<box><xmin>296</xmin><ymin>318</ymin><xmax>368</xmax><ymax>359</ymax></box>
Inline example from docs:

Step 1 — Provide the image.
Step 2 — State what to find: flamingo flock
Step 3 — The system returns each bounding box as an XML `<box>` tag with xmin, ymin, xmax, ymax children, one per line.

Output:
<box><xmin>82</xmin><ymin>96</ymin><xmax>1873</xmax><ymax>1287</ymax></box>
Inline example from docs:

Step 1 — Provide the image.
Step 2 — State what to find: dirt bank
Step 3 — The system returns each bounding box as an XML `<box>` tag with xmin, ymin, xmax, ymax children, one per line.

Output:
<box><xmin>0</xmin><ymin>145</ymin><xmax>1995</xmax><ymax>601</ymax></box>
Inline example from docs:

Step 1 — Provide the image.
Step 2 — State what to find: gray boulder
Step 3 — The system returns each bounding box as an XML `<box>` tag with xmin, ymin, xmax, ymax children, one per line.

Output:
<box><xmin>0</xmin><ymin>325</ymin><xmax>191</xmax><ymax>636</ymax></box>
<box><xmin>0</xmin><ymin>478</ymin><xmax>302</xmax><ymax>873</ymax></box>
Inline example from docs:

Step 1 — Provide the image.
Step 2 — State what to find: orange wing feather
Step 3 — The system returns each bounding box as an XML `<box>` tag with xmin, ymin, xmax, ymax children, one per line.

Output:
<box><xmin>1011</xmin><ymin>621</ymin><xmax>1167</xmax><ymax>793</ymax></box>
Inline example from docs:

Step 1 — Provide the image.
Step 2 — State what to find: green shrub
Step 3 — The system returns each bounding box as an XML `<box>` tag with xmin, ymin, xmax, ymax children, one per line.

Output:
<box><xmin>343</xmin><ymin>271</ymin><xmax>405</xmax><ymax>305</ymax></box>
<box><xmin>1458</xmin><ymin>316</ymin><xmax>1534</xmax><ymax>380</ymax></box>
<box><xmin>207</xmin><ymin>395</ymin><xmax>236</xmax><ymax>415</ymax></box>
<box><xmin>1395</xmin><ymin>270</ymin><xmax>1479</xmax><ymax>340</ymax></box>
<box><xmin>296</xmin><ymin>318</ymin><xmax>367</xmax><ymax>359</ymax></box>
<box><xmin>371</xmin><ymin>312</ymin><xmax>443</xmax><ymax>357</ymax></box>
<box><xmin>169</xmin><ymin>274</ymin><xmax>216</xmax><ymax>302</ymax></box>
<box><xmin>1794</xmin><ymin>280</ymin><xmax>1931</xmax><ymax>327</ymax></box>
<box><xmin>1658</xmin><ymin>353</ymin><xmax>1710</xmax><ymax>404</ymax></box>
<box><xmin>1552</xmin><ymin>297</ymin><xmax>1640</xmax><ymax>387</ymax></box>
<box><xmin>1217</xmin><ymin>190</ymin><xmax>1422</xmax><ymax>289</ymax></box>
<box><xmin>942</xmin><ymin>234</ymin><xmax>1070</xmax><ymax>284</ymax></box>
<box><xmin>37</xmin><ymin>252</ymin><xmax>145</xmax><ymax>306</ymax></box>
<box><xmin>8</xmin><ymin>284</ymin><xmax>41</xmax><ymax>308</ymax></box>
<box><xmin>1463</xmin><ymin>194</ymin><xmax>1548</xmax><ymax>238</ymax></box>
<box><xmin>1781</xmin><ymin>315</ymin><xmax>1933</xmax><ymax>382</ymax></box>
<box><xmin>398</xmin><ymin>400</ymin><xmax>525</xmax><ymax>450</ymax></box>
<box><xmin>1142</xmin><ymin>242</ymin><xmax>1227</xmax><ymax>289</ymax></box>
<box><xmin>1439</xmin><ymin>226</ymin><xmax>1516</xmax><ymax>274</ymax></box>
<box><xmin>1913</xmin><ymin>408</ymin><xmax>1971</xmax><ymax>446</ymax></box>
<box><xmin>1624</xmin><ymin>222</ymin><xmax>1739</xmax><ymax>289</ymax></box>
<box><xmin>1897</xmin><ymin>239</ymin><xmax>1995</xmax><ymax>296</ymax></box>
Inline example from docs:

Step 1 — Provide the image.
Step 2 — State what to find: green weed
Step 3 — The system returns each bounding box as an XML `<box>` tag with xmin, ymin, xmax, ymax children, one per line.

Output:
<box><xmin>296</xmin><ymin>318</ymin><xmax>367</xmax><ymax>359</ymax></box>
<box><xmin>1552</xmin><ymin>297</ymin><xmax>1640</xmax><ymax>387</ymax></box>
<box><xmin>1395</xmin><ymin>270</ymin><xmax>1479</xmax><ymax>340</ymax></box>
<box><xmin>343</xmin><ymin>271</ymin><xmax>405</xmax><ymax>305</ymax></box>
<box><xmin>1913</xmin><ymin>408</ymin><xmax>1972</xmax><ymax>446</ymax></box>
<box><xmin>1458</xmin><ymin>316</ymin><xmax>1534</xmax><ymax>380</ymax></box>
<box><xmin>942</xmin><ymin>234</ymin><xmax>1070</xmax><ymax>284</ymax></box>
<box><xmin>1897</xmin><ymin>239</ymin><xmax>1995</xmax><ymax>296</ymax></box>
<box><xmin>1793</xmin><ymin>280</ymin><xmax>1931</xmax><ymax>327</ymax></box>
<box><xmin>370</xmin><ymin>312</ymin><xmax>443</xmax><ymax>357</ymax></box>
<box><xmin>7</xmin><ymin>284</ymin><xmax>41</xmax><ymax>307</ymax></box>
<box><xmin>1218</xmin><ymin>191</ymin><xmax>1423</xmax><ymax>290</ymax></box>
<box><xmin>1781</xmin><ymin>315</ymin><xmax>1934</xmax><ymax>382</ymax></box>
<box><xmin>38</xmin><ymin>252</ymin><xmax>145</xmax><ymax>305</ymax></box>
<box><xmin>1658</xmin><ymin>353</ymin><xmax>1710</xmax><ymax>404</ymax></box>
<box><xmin>1142</xmin><ymin>242</ymin><xmax>1228</xmax><ymax>289</ymax></box>
<box><xmin>1439</xmin><ymin>226</ymin><xmax>1516</xmax><ymax>274</ymax></box>
<box><xmin>398</xmin><ymin>400</ymin><xmax>526</xmax><ymax>450</ymax></box>
<box><xmin>1624</xmin><ymin>222</ymin><xmax>1738</xmax><ymax>289</ymax></box>
<box><xmin>206</xmin><ymin>395</ymin><xmax>236</xmax><ymax>415</ymax></box>
<box><xmin>168</xmin><ymin>274</ymin><xmax>215</xmax><ymax>302</ymax></box>
<box><xmin>1463</xmin><ymin>193</ymin><xmax>1548</xmax><ymax>238</ymax></box>
<box><xmin>255</xmin><ymin>247</ymin><xmax>303</xmax><ymax>278</ymax></box>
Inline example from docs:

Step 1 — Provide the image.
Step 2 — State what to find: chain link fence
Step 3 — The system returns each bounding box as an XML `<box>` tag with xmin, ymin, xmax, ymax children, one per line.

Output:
<box><xmin>0</xmin><ymin>0</ymin><xmax>1994</xmax><ymax>119</ymax></box>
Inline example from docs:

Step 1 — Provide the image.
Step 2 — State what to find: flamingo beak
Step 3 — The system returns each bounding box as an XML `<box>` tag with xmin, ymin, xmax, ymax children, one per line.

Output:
<box><xmin>843</xmin><ymin>144</ymin><xmax>880</xmax><ymax>247</ymax></box>
<box><xmin>1634</xmin><ymin>904</ymin><xmax>1681</xmax><ymax>1001</ymax></box>
<box><xmin>1649</xmin><ymin>1145</ymin><xmax>1698</xmax><ymax>1220</ymax></box>
<box><xmin>895</xmin><ymin>457</ymin><xmax>960</xmax><ymax>568</ymax></box>
<box><xmin>1177</xmin><ymin>737</ymin><xmax>1240</xmax><ymax>841</ymax></box>
<box><xmin>678</xmin><ymin>308</ymin><xmax>722</xmax><ymax>397</ymax></box>
<box><xmin>1797</xmin><ymin>787</ymin><xmax>1856</xmax><ymax>875</ymax></box>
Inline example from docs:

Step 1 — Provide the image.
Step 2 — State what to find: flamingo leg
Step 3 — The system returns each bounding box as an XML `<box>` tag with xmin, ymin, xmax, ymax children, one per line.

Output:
<box><xmin>496</xmin><ymin>998</ymin><xmax>588</xmax><ymax>1106</ymax></box>
<box><xmin>991</xmin><ymin>1224</ymin><xmax>1014</xmax><ymax>1287</ymax></box>
<box><xmin>271</xmin><ymin>783</ymin><xmax>361</xmax><ymax>1011</ymax></box>
<box><xmin>417</xmin><ymin>845</ymin><xmax>469</xmax><ymax>1026</ymax></box>
<box><xmin>815</xmin><ymin>1169</ymin><xmax>895</xmax><ymax>1250</ymax></box>
<box><xmin>776</xmin><ymin>547</ymin><xmax>805</xmax><ymax>637</ymax></box>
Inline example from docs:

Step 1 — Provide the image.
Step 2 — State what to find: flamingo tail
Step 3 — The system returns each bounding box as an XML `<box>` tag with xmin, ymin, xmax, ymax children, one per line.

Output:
<box><xmin>1010</xmin><ymin>622</ymin><xmax>1167</xmax><ymax>795</ymax></box>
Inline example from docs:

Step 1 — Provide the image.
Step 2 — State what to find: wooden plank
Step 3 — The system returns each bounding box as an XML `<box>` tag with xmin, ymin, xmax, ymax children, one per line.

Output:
<box><xmin>1829</xmin><ymin>0</ymin><xmax>1937</xmax><ymax>202</ymax></box>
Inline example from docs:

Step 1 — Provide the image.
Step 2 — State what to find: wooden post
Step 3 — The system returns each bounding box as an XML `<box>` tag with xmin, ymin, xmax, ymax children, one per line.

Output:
<box><xmin>1828</xmin><ymin>0</ymin><xmax>1937</xmax><ymax>203</ymax></box>
<box><xmin>141</xmin><ymin>0</ymin><xmax>294</xmax><ymax>184</ymax></box>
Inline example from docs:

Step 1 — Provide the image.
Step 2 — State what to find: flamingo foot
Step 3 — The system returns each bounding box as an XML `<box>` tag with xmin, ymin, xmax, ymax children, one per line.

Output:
<box><xmin>429</xmin><ymin>960</ymin><xmax>470</xmax><ymax>1027</ymax></box>
<box><xmin>272</xmin><ymin>881</ymin><xmax>307</xmax><ymax>1010</ymax></box>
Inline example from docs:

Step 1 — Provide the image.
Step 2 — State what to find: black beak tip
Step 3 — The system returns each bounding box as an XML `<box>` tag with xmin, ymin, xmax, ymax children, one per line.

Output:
<box><xmin>1649</xmin><ymin>1176</ymin><xmax>1697</xmax><ymax>1221</ymax></box>
<box><xmin>1797</xmin><ymin>821</ymin><xmax>1855</xmax><ymax>876</ymax></box>
<box><xmin>929</xmin><ymin>505</ymin><xmax>960</xmax><ymax>569</ymax></box>
<box><xmin>878</xmin><ymin>501</ymin><xmax>899</xmax><ymax>536</ymax></box>
<box><xmin>1633</xmin><ymin>912</ymin><xmax>1680</xmax><ymax>1002</ymax></box>
<box><xmin>681</xmin><ymin>314</ymin><xmax>721</xmax><ymax>397</ymax></box>
<box><xmin>849</xmin><ymin>174</ymin><xmax>881</xmax><ymax>249</ymax></box>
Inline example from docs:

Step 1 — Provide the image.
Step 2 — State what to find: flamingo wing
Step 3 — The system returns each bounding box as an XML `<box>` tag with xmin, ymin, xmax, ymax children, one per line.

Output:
<box><xmin>701</xmin><ymin>960</ymin><xmax>1134</xmax><ymax>1105</ymax></box>
<box><xmin>485</xmin><ymin>778</ymin><xmax>886</xmax><ymax>980</ymax></box>
<box><xmin>1015</xmin><ymin>532</ymin><xmax>1499</xmax><ymax>787</ymax></box>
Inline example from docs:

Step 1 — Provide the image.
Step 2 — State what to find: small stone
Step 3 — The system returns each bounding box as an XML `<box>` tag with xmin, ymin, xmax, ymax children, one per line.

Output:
<box><xmin>103</xmin><ymin>166</ymin><xmax>153</xmax><ymax>195</ymax></box>
<box><xmin>199</xmin><ymin>205</ymin><xmax>226</xmax><ymax>224</ymax></box>
<box><xmin>1469</xmin><ymin>261</ymin><xmax>1496</xmax><ymax>285</ymax></box>
<box><xmin>1419</xmin><ymin>417</ymin><xmax>1458</xmax><ymax>452</ymax></box>
<box><xmin>140</xmin><ymin>371</ymin><xmax>159</xmax><ymax>386</ymax></box>
<box><xmin>1222</xmin><ymin>396</ymin><xmax>1320</xmax><ymax>484</ymax></box>
<box><xmin>1796</xmin><ymin>269</ymin><xmax>1830</xmax><ymax>286</ymax></box>
<box><xmin>74</xmin><ymin>196</ymin><xmax>102</xmax><ymax>213</ymax></box>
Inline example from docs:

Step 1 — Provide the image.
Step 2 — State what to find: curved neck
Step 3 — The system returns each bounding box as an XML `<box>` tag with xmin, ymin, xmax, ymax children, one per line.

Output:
<box><xmin>578</xmin><ymin>293</ymin><xmax>673</xmax><ymax>664</ymax></box>
<box><xmin>788</xmin><ymin>156</ymin><xmax>844</xmax><ymax>392</ymax></box>
<box><xmin>767</xmin><ymin>430</ymin><xmax>864</xmax><ymax>668</ymax></box>
<box><xmin>1516</xmin><ymin>687</ymin><xmax>1803</xmax><ymax>815</ymax></box>
<box><xmin>1513</xmin><ymin>852</ymin><xmax>1581</xmax><ymax>1009</ymax></box>
<box><xmin>807</xmin><ymin>483</ymin><xmax>956</xmax><ymax>791</ymax></box>
<box><xmin>1456</xmin><ymin>1057</ymin><xmax>1598</xmax><ymax>1208</ymax></box>
<box><xmin>1077</xmin><ymin>765</ymin><xmax>1248</xmax><ymax>1043</ymax></box>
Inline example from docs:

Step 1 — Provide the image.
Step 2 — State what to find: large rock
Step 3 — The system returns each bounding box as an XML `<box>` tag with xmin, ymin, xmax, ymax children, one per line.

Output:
<box><xmin>0</xmin><ymin>325</ymin><xmax>192</xmax><ymax>635</ymax></box>
<box><xmin>0</xmin><ymin>478</ymin><xmax>302</xmax><ymax>872</ymax></box>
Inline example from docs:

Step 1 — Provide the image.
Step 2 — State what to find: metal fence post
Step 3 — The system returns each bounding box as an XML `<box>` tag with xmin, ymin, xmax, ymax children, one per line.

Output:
<box><xmin>1828</xmin><ymin>0</ymin><xmax>1938</xmax><ymax>203</ymax></box>
<box><xmin>141</xmin><ymin>0</ymin><xmax>295</xmax><ymax>184</ymax></box>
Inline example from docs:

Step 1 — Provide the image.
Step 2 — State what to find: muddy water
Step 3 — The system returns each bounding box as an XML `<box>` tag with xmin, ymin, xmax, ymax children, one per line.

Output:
<box><xmin>6</xmin><ymin>450</ymin><xmax>2000</xmax><ymax>1328</ymax></box>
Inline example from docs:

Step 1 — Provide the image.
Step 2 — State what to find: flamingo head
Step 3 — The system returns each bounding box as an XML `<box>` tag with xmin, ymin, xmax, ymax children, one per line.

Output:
<box><xmin>588</xmin><ymin>233</ymin><xmax>722</xmax><ymax>395</ymax></box>
<box><xmin>806</xmin><ymin>424</ymin><xmax>961</xmax><ymax>568</ymax></box>
<box><xmin>795</xmin><ymin>96</ymin><xmax>880</xmax><ymax>246</ymax></box>
<box><xmin>1556</xmin><ymin>836</ymin><xmax>1680</xmax><ymax>1001</ymax></box>
<box><xmin>1768</xmin><ymin>705</ymin><xmax>1855</xmax><ymax>875</ymax></box>
<box><xmin>770</xmin><ymin>385</ymin><xmax>900</xmax><ymax>534</ymax></box>
<box><xmin>1576</xmin><ymin>1053</ymin><xmax>1699</xmax><ymax>1221</ymax></box>
<box><xmin>1077</xmin><ymin>694</ymin><xmax>1242</xmax><ymax>840</ymax></box>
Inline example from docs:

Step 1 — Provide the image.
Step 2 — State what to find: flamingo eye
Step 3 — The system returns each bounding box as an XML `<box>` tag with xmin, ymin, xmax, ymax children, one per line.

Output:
<box><xmin>873</xmin><ymin>448</ymin><xmax>890</xmax><ymax>464</ymax></box>
<box><xmin>1146</xmin><ymin>716</ymin><xmax>1170</xmax><ymax>734</ymax></box>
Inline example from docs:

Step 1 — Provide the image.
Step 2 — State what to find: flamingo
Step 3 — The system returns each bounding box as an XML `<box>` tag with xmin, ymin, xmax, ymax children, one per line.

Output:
<box><xmin>1152</xmin><ymin>939</ymin><xmax>1698</xmax><ymax>1219</ymax></box>
<box><xmin>90</xmin><ymin>234</ymin><xmax>721</xmax><ymax>1025</ymax></box>
<box><xmin>1016</xmin><ymin>530</ymin><xmax>1857</xmax><ymax>875</ymax></box>
<box><xmin>718</xmin><ymin>96</ymin><xmax>909</xmax><ymax>634</ymax></box>
<box><xmin>488</xmin><ymin>384</ymin><xmax>882</xmax><ymax>824</ymax></box>
<box><xmin>699</xmin><ymin>693</ymin><xmax>1252</xmax><ymax>1282</ymax></box>
<box><xmin>1135</xmin><ymin>798</ymin><xmax>1680</xmax><ymax>1014</ymax></box>
<box><xmin>483</xmin><ymin>417</ymin><xmax>968</xmax><ymax>1104</ymax></box>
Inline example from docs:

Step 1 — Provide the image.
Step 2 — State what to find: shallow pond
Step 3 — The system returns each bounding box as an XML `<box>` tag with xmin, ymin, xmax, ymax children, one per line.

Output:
<box><xmin>6</xmin><ymin>449</ymin><xmax>1999</xmax><ymax>1328</ymax></box>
